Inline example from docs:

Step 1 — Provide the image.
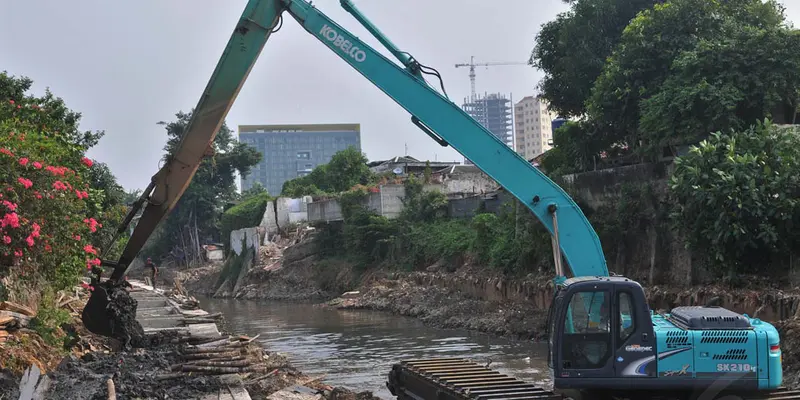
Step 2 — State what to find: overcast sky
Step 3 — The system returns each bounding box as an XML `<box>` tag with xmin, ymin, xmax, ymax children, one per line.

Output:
<box><xmin>2</xmin><ymin>1</ymin><xmax>800</xmax><ymax>191</ymax></box>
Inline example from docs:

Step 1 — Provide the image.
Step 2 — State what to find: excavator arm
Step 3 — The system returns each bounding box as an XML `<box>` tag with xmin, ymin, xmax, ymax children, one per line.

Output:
<box><xmin>281</xmin><ymin>0</ymin><xmax>608</xmax><ymax>279</ymax></box>
<box><xmin>85</xmin><ymin>0</ymin><xmax>607</xmax><ymax>337</ymax></box>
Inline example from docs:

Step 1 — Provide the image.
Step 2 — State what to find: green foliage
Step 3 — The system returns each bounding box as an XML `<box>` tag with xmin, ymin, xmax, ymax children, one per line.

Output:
<box><xmin>219</xmin><ymin>192</ymin><xmax>271</xmax><ymax>255</ymax></box>
<box><xmin>0</xmin><ymin>71</ymin><xmax>110</xmax><ymax>292</ymax></box>
<box><xmin>586</xmin><ymin>0</ymin><xmax>788</xmax><ymax>157</ymax></box>
<box><xmin>29</xmin><ymin>288</ymin><xmax>71</xmax><ymax>347</ymax></box>
<box><xmin>640</xmin><ymin>27</ymin><xmax>800</xmax><ymax>154</ymax></box>
<box><xmin>400</xmin><ymin>175</ymin><xmax>447</xmax><ymax>222</ymax></box>
<box><xmin>281</xmin><ymin>147</ymin><xmax>374</xmax><ymax>197</ymax></box>
<box><xmin>669</xmin><ymin>121</ymin><xmax>800</xmax><ymax>274</ymax></box>
<box><xmin>531</xmin><ymin>0</ymin><xmax>660</xmax><ymax>117</ymax></box>
<box><xmin>240</xmin><ymin>182</ymin><xmax>268</xmax><ymax>199</ymax></box>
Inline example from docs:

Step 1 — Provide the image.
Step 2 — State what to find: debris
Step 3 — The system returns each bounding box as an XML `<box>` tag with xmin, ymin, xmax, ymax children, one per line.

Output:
<box><xmin>106</xmin><ymin>378</ymin><xmax>116</xmax><ymax>400</ymax></box>
<box><xmin>0</xmin><ymin>310</ymin><xmax>32</xmax><ymax>330</ymax></box>
<box><xmin>0</xmin><ymin>301</ymin><xmax>35</xmax><ymax>317</ymax></box>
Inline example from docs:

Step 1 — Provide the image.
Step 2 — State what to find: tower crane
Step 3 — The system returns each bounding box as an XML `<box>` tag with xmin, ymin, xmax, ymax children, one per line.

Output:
<box><xmin>454</xmin><ymin>56</ymin><xmax>528</xmax><ymax>101</ymax></box>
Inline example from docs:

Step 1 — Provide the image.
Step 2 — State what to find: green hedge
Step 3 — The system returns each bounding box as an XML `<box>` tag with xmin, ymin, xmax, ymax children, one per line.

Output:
<box><xmin>219</xmin><ymin>193</ymin><xmax>271</xmax><ymax>255</ymax></box>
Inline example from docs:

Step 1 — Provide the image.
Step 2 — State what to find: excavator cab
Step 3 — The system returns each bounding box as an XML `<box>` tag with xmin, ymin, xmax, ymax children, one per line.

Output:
<box><xmin>548</xmin><ymin>276</ymin><xmax>656</xmax><ymax>396</ymax></box>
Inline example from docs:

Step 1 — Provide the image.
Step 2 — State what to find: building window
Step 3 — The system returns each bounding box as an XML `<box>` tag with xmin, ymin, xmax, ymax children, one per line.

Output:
<box><xmin>297</xmin><ymin>151</ymin><xmax>311</xmax><ymax>159</ymax></box>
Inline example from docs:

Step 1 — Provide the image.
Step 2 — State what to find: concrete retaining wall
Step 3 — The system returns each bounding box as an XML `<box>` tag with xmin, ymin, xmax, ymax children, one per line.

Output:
<box><xmin>229</xmin><ymin>227</ymin><xmax>260</xmax><ymax>256</ymax></box>
<box><xmin>260</xmin><ymin>197</ymin><xmax>311</xmax><ymax>236</ymax></box>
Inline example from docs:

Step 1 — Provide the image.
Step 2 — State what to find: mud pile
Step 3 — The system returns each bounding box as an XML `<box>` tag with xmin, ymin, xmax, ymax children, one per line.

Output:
<box><xmin>44</xmin><ymin>331</ymin><xmax>223</xmax><ymax>400</ymax></box>
<box><xmin>81</xmin><ymin>281</ymin><xmax>147</xmax><ymax>348</ymax></box>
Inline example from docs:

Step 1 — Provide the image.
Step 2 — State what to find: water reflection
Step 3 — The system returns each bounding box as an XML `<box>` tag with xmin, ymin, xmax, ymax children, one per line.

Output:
<box><xmin>200</xmin><ymin>298</ymin><xmax>551</xmax><ymax>399</ymax></box>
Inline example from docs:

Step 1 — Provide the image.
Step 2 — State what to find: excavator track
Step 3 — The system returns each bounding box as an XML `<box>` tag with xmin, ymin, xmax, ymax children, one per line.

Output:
<box><xmin>735</xmin><ymin>387</ymin><xmax>800</xmax><ymax>400</ymax></box>
<box><xmin>384</xmin><ymin>358</ymin><xmax>800</xmax><ymax>400</ymax></box>
<box><xmin>386</xmin><ymin>358</ymin><xmax>563</xmax><ymax>400</ymax></box>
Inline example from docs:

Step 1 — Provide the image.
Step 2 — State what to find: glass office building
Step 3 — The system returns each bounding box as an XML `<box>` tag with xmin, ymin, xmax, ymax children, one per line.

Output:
<box><xmin>238</xmin><ymin>123</ymin><xmax>362</xmax><ymax>195</ymax></box>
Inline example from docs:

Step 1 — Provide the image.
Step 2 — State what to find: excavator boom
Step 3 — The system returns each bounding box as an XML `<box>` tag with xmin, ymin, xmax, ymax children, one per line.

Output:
<box><xmin>104</xmin><ymin>2</ymin><xmax>284</xmax><ymax>281</ymax></box>
<box><xmin>100</xmin><ymin>0</ymin><xmax>607</xmax><ymax>285</ymax></box>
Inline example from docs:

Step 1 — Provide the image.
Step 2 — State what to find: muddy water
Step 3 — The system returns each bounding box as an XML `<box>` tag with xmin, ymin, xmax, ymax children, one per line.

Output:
<box><xmin>200</xmin><ymin>298</ymin><xmax>552</xmax><ymax>399</ymax></box>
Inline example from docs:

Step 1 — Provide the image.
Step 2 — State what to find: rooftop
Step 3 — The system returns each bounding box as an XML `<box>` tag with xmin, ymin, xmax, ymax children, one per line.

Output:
<box><xmin>239</xmin><ymin>123</ymin><xmax>360</xmax><ymax>133</ymax></box>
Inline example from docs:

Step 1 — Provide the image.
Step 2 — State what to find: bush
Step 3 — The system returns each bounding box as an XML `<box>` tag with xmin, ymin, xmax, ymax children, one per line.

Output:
<box><xmin>1</xmin><ymin>72</ymin><xmax>105</xmax><ymax>292</ymax></box>
<box><xmin>219</xmin><ymin>192</ymin><xmax>270</xmax><ymax>254</ymax></box>
<box><xmin>669</xmin><ymin>120</ymin><xmax>800</xmax><ymax>276</ymax></box>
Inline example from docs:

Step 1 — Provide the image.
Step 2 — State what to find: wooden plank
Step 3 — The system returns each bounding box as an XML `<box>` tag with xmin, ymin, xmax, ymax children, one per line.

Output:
<box><xmin>0</xmin><ymin>301</ymin><xmax>35</xmax><ymax>317</ymax></box>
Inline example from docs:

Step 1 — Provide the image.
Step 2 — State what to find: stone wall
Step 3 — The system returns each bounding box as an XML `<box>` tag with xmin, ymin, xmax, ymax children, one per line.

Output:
<box><xmin>560</xmin><ymin>163</ymin><xmax>696</xmax><ymax>286</ymax></box>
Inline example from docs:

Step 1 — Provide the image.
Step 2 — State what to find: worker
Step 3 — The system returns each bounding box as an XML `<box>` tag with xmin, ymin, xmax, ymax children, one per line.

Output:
<box><xmin>144</xmin><ymin>257</ymin><xmax>159</xmax><ymax>289</ymax></box>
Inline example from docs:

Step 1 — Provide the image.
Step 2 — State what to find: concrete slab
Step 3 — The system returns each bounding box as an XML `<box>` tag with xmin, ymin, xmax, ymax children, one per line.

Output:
<box><xmin>138</xmin><ymin>318</ymin><xmax>183</xmax><ymax>329</ymax></box>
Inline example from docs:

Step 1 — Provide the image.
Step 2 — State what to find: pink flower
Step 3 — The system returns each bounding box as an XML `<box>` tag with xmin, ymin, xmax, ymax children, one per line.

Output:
<box><xmin>84</xmin><ymin>244</ymin><xmax>98</xmax><ymax>255</ymax></box>
<box><xmin>18</xmin><ymin>158</ymin><xmax>29</xmax><ymax>166</ymax></box>
<box><xmin>32</xmin><ymin>161</ymin><xmax>42</xmax><ymax>169</ymax></box>
<box><xmin>73</xmin><ymin>234</ymin><xmax>81</xmax><ymax>241</ymax></box>
<box><xmin>83</xmin><ymin>217</ymin><xmax>100</xmax><ymax>233</ymax></box>
<box><xmin>45</xmin><ymin>165</ymin><xmax>67</xmax><ymax>176</ymax></box>
<box><xmin>1</xmin><ymin>213</ymin><xmax>20</xmax><ymax>229</ymax></box>
<box><xmin>13</xmin><ymin>249</ymin><xmax>22</xmax><ymax>257</ymax></box>
<box><xmin>2</xmin><ymin>200</ymin><xmax>17</xmax><ymax>211</ymax></box>
<box><xmin>52</xmin><ymin>181</ymin><xmax>68</xmax><ymax>190</ymax></box>
<box><xmin>2</xmin><ymin>236</ymin><xmax>10</xmax><ymax>244</ymax></box>
<box><xmin>0</xmin><ymin>148</ymin><xmax>13</xmax><ymax>157</ymax></box>
<box><xmin>17</xmin><ymin>177</ymin><xmax>32</xmax><ymax>189</ymax></box>
<box><xmin>24</xmin><ymin>236</ymin><xmax>34</xmax><ymax>247</ymax></box>
<box><xmin>81</xmin><ymin>157</ymin><xmax>93</xmax><ymax>168</ymax></box>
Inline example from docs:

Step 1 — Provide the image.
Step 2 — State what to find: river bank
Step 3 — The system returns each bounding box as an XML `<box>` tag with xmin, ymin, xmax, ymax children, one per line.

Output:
<box><xmin>0</xmin><ymin>280</ymin><xmax>381</xmax><ymax>399</ymax></box>
<box><xmin>178</xmin><ymin>234</ymin><xmax>800</xmax><ymax>388</ymax></box>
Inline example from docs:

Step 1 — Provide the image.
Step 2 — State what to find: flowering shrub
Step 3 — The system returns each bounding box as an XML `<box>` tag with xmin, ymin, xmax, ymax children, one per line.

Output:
<box><xmin>1</xmin><ymin>87</ymin><xmax>104</xmax><ymax>290</ymax></box>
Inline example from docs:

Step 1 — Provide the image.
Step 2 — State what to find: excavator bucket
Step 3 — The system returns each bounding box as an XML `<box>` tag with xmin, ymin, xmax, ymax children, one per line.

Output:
<box><xmin>80</xmin><ymin>279</ymin><xmax>146</xmax><ymax>346</ymax></box>
<box><xmin>81</xmin><ymin>284</ymin><xmax>114</xmax><ymax>337</ymax></box>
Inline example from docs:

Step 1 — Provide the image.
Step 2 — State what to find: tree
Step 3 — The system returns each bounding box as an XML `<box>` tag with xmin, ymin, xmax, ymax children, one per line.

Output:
<box><xmin>240</xmin><ymin>182</ymin><xmax>268</xmax><ymax>200</ymax></box>
<box><xmin>281</xmin><ymin>147</ymin><xmax>373</xmax><ymax>197</ymax></box>
<box><xmin>640</xmin><ymin>27</ymin><xmax>800</xmax><ymax>153</ymax></box>
<box><xmin>143</xmin><ymin>110</ymin><xmax>261</xmax><ymax>265</ymax></box>
<box><xmin>586</xmin><ymin>0</ymin><xmax>786</xmax><ymax>157</ymax></box>
<box><xmin>669</xmin><ymin>121</ymin><xmax>800</xmax><ymax>277</ymax></box>
<box><xmin>531</xmin><ymin>0</ymin><xmax>661</xmax><ymax>117</ymax></box>
<box><xmin>0</xmin><ymin>71</ymin><xmax>114</xmax><ymax>293</ymax></box>
<box><xmin>84</xmin><ymin>161</ymin><xmax>128</xmax><ymax>258</ymax></box>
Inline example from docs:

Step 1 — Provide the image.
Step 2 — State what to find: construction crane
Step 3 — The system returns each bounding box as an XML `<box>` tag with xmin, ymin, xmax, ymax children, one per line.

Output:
<box><xmin>454</xmin><ymin>56</ymin><xmax>527</xmax><ymax>101</ymax></box>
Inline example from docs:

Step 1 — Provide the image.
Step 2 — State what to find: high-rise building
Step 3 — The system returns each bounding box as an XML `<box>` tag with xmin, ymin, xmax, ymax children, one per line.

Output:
<box><xmin>514</xmin><ymin>96</ymin><xmax>558</xmax><ymax>160</ymax></box>
<box><xmin>461</xmin><ymin>93</ymin><xmax>513</xmax><ymax>164</ymax></box>
<box><xmin>238</xmin><ymin>123</ymin><xmax>361</xmax><ymax>195</ymax></box>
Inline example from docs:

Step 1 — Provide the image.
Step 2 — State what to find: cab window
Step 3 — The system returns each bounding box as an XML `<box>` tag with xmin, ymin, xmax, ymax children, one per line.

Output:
<box><xmin>560</xmin><ymin>290</ymin><xmax>611</xmax><ymax>369</ymax></box>
<box><xmin>618</xmin><ymin>291</ymin><xmax>635</xmax><ymax>343</ymax></box>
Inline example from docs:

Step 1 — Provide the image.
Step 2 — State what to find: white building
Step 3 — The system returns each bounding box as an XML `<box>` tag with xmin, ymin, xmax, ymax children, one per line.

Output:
<box><xmin>514</xmin><ymin>96</ymin><xmax>558</xmax><ymax>160</ymax></box>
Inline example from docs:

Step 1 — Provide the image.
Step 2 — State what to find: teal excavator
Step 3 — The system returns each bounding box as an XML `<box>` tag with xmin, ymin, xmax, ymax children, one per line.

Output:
<box><xmin>80</xmin><ymin>1</ymin><xmax>796</xmax><ymax>399</ymax></box>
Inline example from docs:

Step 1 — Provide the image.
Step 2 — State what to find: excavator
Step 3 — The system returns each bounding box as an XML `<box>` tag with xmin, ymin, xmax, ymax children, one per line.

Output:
<box><xmin>78</xmin><ymin>0</ymin><xmax>798</xmax><ymax>399</ymax></box>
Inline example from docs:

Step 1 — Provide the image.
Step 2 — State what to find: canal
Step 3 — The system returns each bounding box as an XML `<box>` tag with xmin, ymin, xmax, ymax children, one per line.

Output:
<box><xmin>200</xmin><ymin>298</ymin><xmax>552</xmax><ymax>399</ymax></box>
